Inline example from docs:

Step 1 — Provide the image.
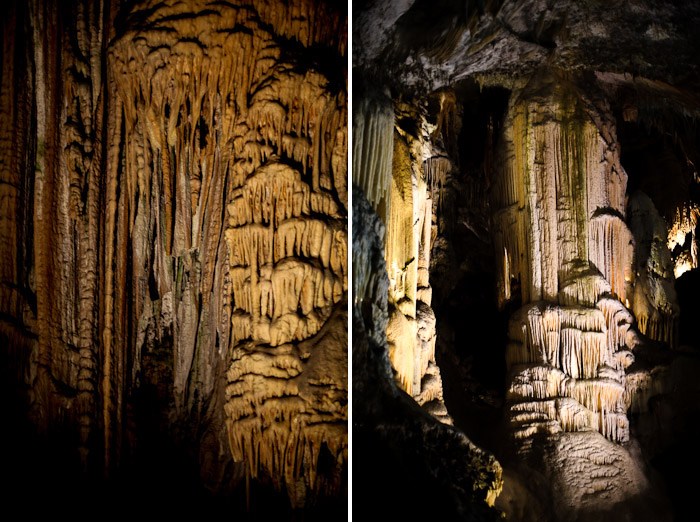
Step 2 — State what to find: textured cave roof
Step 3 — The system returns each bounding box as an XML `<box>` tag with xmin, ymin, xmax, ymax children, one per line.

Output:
<box><xmin>354</xmin><ymin>0</ymin><xmax>700</xmax><ymax>104</ymax></box>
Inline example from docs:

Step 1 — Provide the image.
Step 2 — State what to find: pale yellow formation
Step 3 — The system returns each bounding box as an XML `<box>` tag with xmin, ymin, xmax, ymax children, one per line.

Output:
<box><xmin>493</xmin><ymin>91</ymin><xmax>632</xmax><ymax>308</ymax></box>
<box><xmin>494</xmin><ymin>84</ymin><xmax>637</xmax><ymax>445</ymax></box>
<box><xmin>353</xmin><ymin>96</ymin><xmax>395</xmax><ymax>213</ymax></box>
<box><xmin>354</xmin><ymin>95</ymin><xmax>450</xmax><ymax>421</ymax></box>
<box><xmin>225</xmin><ymin>162</ymin><xmax>346</xmax><ymax>348</ymax></box>
<box><xmin>384</xmin><ymin>115</ymin><xmax>450</xmax><ymax>420</ymax></box>
<box><xmin>667</xmin><ymin>202</ymin><xmax>699</xmax><ymax>277</ymax></box>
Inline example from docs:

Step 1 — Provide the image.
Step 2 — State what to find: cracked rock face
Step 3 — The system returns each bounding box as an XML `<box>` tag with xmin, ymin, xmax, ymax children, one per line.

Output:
<box><xmin>1</xmin><ymin>0</ymin><xmax>346</xmax><ymax>510</ymax></box>
<box><xmin>355</xmin><ymin>0</ymin><xmax>700</xmax><ymax>94</ymax></box>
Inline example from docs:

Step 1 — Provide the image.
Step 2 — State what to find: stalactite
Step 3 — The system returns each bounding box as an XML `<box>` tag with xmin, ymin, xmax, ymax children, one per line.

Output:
<box><xmin>384</xmin><ymin>129</ymin><xmax>421</xmax><ymax>397</ymax></box>
<box><xmin>508</xmin><ymin>365</ymin><xmax>566</xmax><ymax>401</ymax></box>
<box><xmin>353</xmin><ymin>184</ymin><xmax>387</xmax><ymax>311</ymax></box>
<box><xmin>2</xmin><ymin>0</ymin><xmax>347</xmax><ymax>505</ymax></box>
<box><xmin>0</xmin><ymin>0</ymin><xmax>107</xmax><ymax>469</ymax></box>
<box><xmin>431</xmin><ymin>90</ymin><xmax>457</xmax><ymax>146</ymax></box>
<box><xmin>556</xmin><ymin>397</ymin><xmax>596</xmax><ymax>434</ymax></box>
<box><xmin>353</xmin><ymin>96</ymin><xmax>394</xmax><ymax>216</ymax></box>
<box><xmin>589</xmin><ymin>212</ymin><xmax>634</xmax><ymax>303</ymax></box>
<box><xmin>597</xmin><ymin>297</ymin><xmax>636</xmax><ymax>356</ymax></box>
<box><xmin>492</xmin><ymin>89</ymin><xmax>633</xmax><ymax>311</ymax></box>
<box><xmin>423</xmin><ymin>156</ymin><xmax>450</xmax><ymax>212</ymax></box>
<box><xmin>667</xmin><ymin>202</ymin><xmax>699</xmax><ymax>277</ymax></box>
<box><xmin>558</xmin><ymin>270</ymin><xmax>612</xmax><ymax>308</ymax></box>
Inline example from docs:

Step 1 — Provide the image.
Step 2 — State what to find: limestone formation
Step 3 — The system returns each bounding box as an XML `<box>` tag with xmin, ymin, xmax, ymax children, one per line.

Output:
<box><xmin>628</xmin><ymin>191</ymin><xmax>679</xmax><ymax>346</ymax></box>
<box><xmin>667</xmin><ymin>202</ymin><xmax>699</xmax><ymax>278</ymax></box>
<box><xmin>352</xmin><ymin>187</ymin><xmax>502</xmax><ymax>520</ymax></box>
<box><xmin>354</xmin><ymin>1</ymin><xmax>700</xmax><ymax>519</ymax></box>
<box><xmin>1</xmin><ymin>0</ymin><xmax>346</xmax><ymax>510</ymax></box>
<box><xmin>492</xmin><ymin>82</ymin><xmax>637</xmax><ymax>446</ymax></box>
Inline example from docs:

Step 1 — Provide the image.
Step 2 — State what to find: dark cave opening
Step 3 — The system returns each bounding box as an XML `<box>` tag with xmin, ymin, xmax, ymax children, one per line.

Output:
<box><xmin>429</xmin><ymin>83</ymin><xmax>512</xmax><ymax>455</ymax></box>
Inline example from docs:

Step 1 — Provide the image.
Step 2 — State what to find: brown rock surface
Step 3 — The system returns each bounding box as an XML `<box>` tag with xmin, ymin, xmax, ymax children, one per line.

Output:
<box><xmin>1</xmin><ymin>0</ymin><xmax>346</xmax><ymax>513</ymax></box>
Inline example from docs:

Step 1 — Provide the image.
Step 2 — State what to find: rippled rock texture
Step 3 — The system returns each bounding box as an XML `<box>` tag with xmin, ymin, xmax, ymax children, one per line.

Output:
<box><xmin>1</xmin><ymin>0</ymin><xmax>346</xmax><ymax>513</ymax></box>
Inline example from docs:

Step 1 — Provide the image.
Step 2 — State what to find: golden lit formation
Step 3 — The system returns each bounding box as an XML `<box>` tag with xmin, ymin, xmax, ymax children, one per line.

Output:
<box><xmin>3</xmin><ymin>0</ymin><xmax>700</xmax><ymax>519</ymax></box>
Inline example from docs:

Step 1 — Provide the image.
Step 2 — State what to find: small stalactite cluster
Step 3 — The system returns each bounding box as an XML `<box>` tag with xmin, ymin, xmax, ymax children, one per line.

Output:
<box><xmin>492</xmin><ymin>83</ymin><xmax>641</xmax><ymax>447</ymax></box>
<box><xmin>353</xmin><ymin>96</ymin><xmax>394</xmax><ymax>216</ymax></box>
<box><xmin>423</xmin><ymin>156</ymin><xmax>450</xmax><ymax>213</ymax></box>
<box><xmin>667</xmin><ymin>202</ymin><xmax>699</xmax><ymax>278</ymax></box>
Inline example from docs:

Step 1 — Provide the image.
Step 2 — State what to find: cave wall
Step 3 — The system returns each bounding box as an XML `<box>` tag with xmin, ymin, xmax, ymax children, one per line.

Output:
<box><xmin>353</xmin><ymin>91</ymin><xmax>451</xmax><ymax>421</ymax></box>
<box><xmin>352</xmin><ymin>185</ymin><xmax>502</xmax><ymax>520</ymax></box>
<box><xmin>353</xmin><ymin>1</ymin><xmax>700</xmax><ymax>520</ymax></box>
<box><xmin>1</xmin><ymin>0</ymin><xmax>347</xmax><ymax>508</ymax></box>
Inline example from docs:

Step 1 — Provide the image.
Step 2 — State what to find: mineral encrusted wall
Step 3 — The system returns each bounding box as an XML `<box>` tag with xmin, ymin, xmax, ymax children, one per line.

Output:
<box><xmin>1</xmin><ymin>0</ymin><xmax>347</xmax><ymax>507</ymax></box>
<box><xmin>352</xmin><ymin>186</ymin><xmax>502</xmax><ymax>520</ymax></box>
<box><xmin>354</xmin><ymin>92</ymin><xmax>451</xmax><ymax>422</ymax></box>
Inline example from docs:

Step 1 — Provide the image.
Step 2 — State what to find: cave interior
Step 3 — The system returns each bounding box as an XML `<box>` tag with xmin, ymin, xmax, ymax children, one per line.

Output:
<box><xmin>352</xmin><ymin>0</ymin><xmax>700</xmax><ymax>520</ymax></box>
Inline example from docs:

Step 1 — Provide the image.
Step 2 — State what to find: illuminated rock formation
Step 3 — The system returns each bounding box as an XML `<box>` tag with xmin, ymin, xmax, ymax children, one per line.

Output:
<box><xmin>627</xmin><ymin>191</ymin><xmax>679</xmax><ymax>346</ymax></box>
<box><xmin>353</xmin><ymin>94</ymin><xmax>394</xmax><ymax>214</ymax></box>
<box><xmin>354</xmin><ymin>92</ymin><xmax>451</xmax><ymax>422</ymax></box>
<box><xmin>492</xmin><ymin>81</ymin><xmax>637</xmax><ymax>447</ymax></box>
<box><xmin>1</xmin><ymin>0</ymin><xmax>346</xmax><ymax>510</ymax></box>
<box><xmin>354</xmin><ymin>0</ymin><xmax>700</xmax><ymax>519</ymax></box>
<box><xmin>487</xmin><ymin>82</ymin><xmax>675</xmax><ymax>517</ymax></box>
<box><xmin>353</xmin><ymin>187</ymin><xmax>502</xmax><ymax>520</ymax></box>
<box><xmin>667</xmin><ymin>202</ymin><xmax>699</xmax><ymax>278</ymax></box>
